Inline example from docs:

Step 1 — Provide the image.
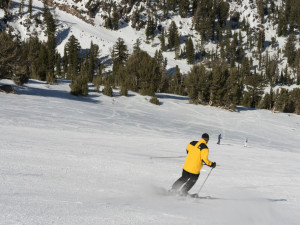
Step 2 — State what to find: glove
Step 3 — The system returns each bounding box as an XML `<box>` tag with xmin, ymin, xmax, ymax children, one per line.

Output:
<box><xmin>211</xmin><ymin>162</ymin><xmax>216</xmax><ymax>168</ymax></box>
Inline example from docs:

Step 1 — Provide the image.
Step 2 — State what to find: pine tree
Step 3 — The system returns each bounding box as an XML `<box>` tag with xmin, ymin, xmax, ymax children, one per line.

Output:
<box><xmin>241</xmin><ymin>57</ymin><xmax>251</xmax><ymax>81</ymax></box>
<box><xmin>43</xmin><ymin>3</ymin><xmax>57</xmax><ymax>83</ymax></box>
<box><xmin>186</xmin><ymin>37</ymin><xmax>195</xmax><ymax>64</ymax></box>
<box><xmin>70</xmin><ymin>75</ymin><xmax>89</xmax><ymax>96</ymax></box>
<box><xmin>112</xmin><ymin>38</ymin><xmax>128</xmax><ymax>67</ymax></box>
<box><xmin>154</xmin><ymin>49</ymin><xmax>164</xmax><ymax>67</ymax></box>
<box><xmin>103</xmin><ymin>84</ymin><xmax>113</xmax><ymax>96</ymax></box>
<box><xmin>36</xmin><ymin>44</ymin><xmax>48</xmax><ymax>81</ymax></box>
<box><xmin>131</xmin><ymin>9</ymin><xmax>140</xmax><ymax>28</ymax></box>
<box><xmin>217</xmin><ymin>1</ymin><xmax>229</xmax><ymax>28</ymax></box>
<box><xmin>133</xmin><ymin>38</ymin><xmax>141</xmax><ymax>52</ymax></box>
<box><xmin>171</xmin><ymin>65</ymin><xmax>184</xmax><ymax>95</ymax></box>
<box><xmin>159</xmin><ymin>28</ymin><xmax>166</xmax><ymax>51</ymax></box>
<box><xmin>124</xmin><ymin>50</ymin><xmax>161</xmax><ymax>96</ymax></box>
<box><xmin>257</xmin><ymin>29</ymin><xmax>265</xmax><ymax>53</ymax></box>
<box><xmin>274</xmin><ymin>89</ymin><xmax>293</xmax><ymax>113</ymax></box>
<box><xmin>256</xmin><ymin>0</ymin><xmax>265</xmax><ymax>23</ymax></box>
<box><xmin>112</xmin><ymin>4</ymin><xmax>119</xmax><ymax>30</ymax></box>
<box><xmin>65</xmin><ymin>35</ymin><xmax>81</xmax><ymax>80</ymax></box>
<box><xmin>178</xmin><ymin>0</ymin><xmax>189</xmax><ymax>18</ymax></box>
<box><xmin>145</xmin><ymin>16</ymin><xmax>156</xmax><ymax>40</ymax></box>
<box><xmin>296</xmin><ymin>50</ymin><xmax>300</xmax><ymax>85</ymax></box>
<box><xmin>259</xmin><ymin>92</ymin><xmax>273</xmax><ymax>110</ymax></box>
<box><xmin>225</xmin><ymin>67</ymin><xmax>243</xmax><ymax>109</ymax></box>
<box><xmin>56</xmin><ymin>53</ymin><xmax>61</xmax><ymax>77</ymax></box>
<box><xmin>290</xmin><ymin>88</ymin><xmax>300</xmax><ymax>114</ymax></box>
<box><xmin>111</xmin><ymin>38</ymin><xmax>128</xmax><ymax>86</ymax></box>
<box><xmin>210</xmin><ymin>60</ymin><xmax>229</xmax><ymax>106</ymax></box>
<box><xmin>29</xmin><ymin>0</ymin><xmax>33</xmax><ymax>18</ymax></box>
<box><xmin>63</xmin><ymin>47</ymin><xmax>68</xmax><ymax>77</ymax></box>
<box><xmin>284</xmin><ymin>33</ymin><xmax>297</xmax><ymax>66</ymax></box>
<box><xmin>277</xmin><ymin>6</ymin><xmax>288</xmax><ymax>36</ymax></box>
<box><xmin>174</xmin><ymin>34</ymin><xmax>180</xmax><ymax>59</ymax></box>
<box><xmin>87</xmin><ymin>41</ymin><xmax>99</xmax><ymax>82</ymax></box>
<box><xmin>194</xmin><ymin>0</ymin><xmax>214</xmax><ymax>41</ymax></box>
<box><xmin>168</xmin><ymin>21</ymin><xmax>180</xmax><ymax>51</ymax></box>
<box><xmin>185</xmin><ymin>64</ymin><xmax>210</xmax><ymax>104</ymax></box>
<box><xmin>0</xmin><ymin>32</ymin><xmax>19</xmax><ymax>79</ymax></box>
<box><xmin>105</xmin><ymin>16</ymin><xmax>113</xmax><ymax>29</ymax></box>
<box><xmin>19</xmin><ymin>0</ymin><xmax>24</xmax><ymax>16</ymax></box>
<box><xmin>243</xmin><ymin>74</ymin><xmax>265</xmax><ymax>108</ymax></box>
<box><xmin>93</xmin><ymin>66</ymin><xmax>103</xmax><ymax>92</ymax></box>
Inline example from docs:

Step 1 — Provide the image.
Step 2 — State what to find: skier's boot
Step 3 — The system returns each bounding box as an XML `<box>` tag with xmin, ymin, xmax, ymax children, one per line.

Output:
<box><xmin>179</xmin><ymin>188</ymin><xmax>188</xmax><ymax>196</ymax></box>
<box><xmin>168</xmin><ymin>188</ymin><xmax>178</xmax><ymax>195</ymax></box>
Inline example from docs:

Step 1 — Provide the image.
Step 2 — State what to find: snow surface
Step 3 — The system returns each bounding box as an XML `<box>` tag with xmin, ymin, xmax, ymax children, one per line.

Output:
<box><xmin>1</xmin><ymin>79</ymin><xmax>300</xmax><ymax>225</ymax></box>
<box><xmin>0</xmin><ymin>9</ymin><xmax>4</xmax><ymax>19</ymax></box>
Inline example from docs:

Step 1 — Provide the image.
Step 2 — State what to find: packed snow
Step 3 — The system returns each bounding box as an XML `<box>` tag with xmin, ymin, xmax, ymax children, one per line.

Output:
<box><xmin>1</xmin><ymin>79</ymin><xmax>300</xmax><ymax>225</ymax></box>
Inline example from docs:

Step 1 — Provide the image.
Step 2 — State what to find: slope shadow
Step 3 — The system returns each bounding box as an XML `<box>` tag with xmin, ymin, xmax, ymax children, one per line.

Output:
<box><xmin>156</xmin><ymin>93</ymin><xmax>189</xmax><ymax>101</ymax></box>
<box><xmin>118</xmin><ymin>20</ymin><xmax>129</xmax><ymax>29</ymax></box>
<box><xmin>56</xmin><ymin>27</ymin><xmax>71</xmax><ymax>45</ymax></box>
<box><xmin>236</xmin><ymin>106</ymin><xmax>258</xmax><ymax>111</ymax></box>
<box><xmin>16</xmin><ymin>80</ymin><xmax>100</xmax><ymax>104</ymax></box>
<box><xmin>11</xmin><ymin>1</ymin><xmax>44</xmax><ymax>12</ymax></box>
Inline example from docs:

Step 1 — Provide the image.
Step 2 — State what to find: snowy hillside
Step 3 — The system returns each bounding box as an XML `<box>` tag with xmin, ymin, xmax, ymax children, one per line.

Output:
<box><xmin>6</xmin><ymin>0</ymin><xmax>299</xmax><ymax>74</ymax></box>
<box><xmin>1</xmin><ymin>79</ymin><xmax>300</xmax><ymax>224</ymax></box>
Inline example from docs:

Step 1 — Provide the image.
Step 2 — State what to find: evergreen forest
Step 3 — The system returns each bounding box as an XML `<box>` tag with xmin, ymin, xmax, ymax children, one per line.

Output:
<box><xmin>1</xmin><ymin>0</ymin><xmax>300</xmax><ymax>114</ymax></box>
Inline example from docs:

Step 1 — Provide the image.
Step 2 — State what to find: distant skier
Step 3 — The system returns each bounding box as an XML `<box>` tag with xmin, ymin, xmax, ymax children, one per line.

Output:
<box><xmin>244</xmin><ymin>138</ymin><xmax>248</xmax><ymax>147</ymax></box>
<box><xmin>217</xmin><ymin>133</ymin><xmax>222</xmax><ymax>144</ymax></box>
<box><xmin>170</xmin><ymin>133</ymin><xmax>216</xmax><ymax>196</ymax></box>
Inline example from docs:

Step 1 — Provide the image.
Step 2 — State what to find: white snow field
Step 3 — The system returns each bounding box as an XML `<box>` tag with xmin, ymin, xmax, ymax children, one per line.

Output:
<box><xmin>1</xmin><ymin>79</ymin><xmax>300</xmax><ymax>225</ymax></box>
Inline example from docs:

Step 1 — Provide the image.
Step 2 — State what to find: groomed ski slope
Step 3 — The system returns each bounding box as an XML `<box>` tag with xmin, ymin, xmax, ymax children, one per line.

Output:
<box><xmin>1</xmin><ymin>79</ymin><xmax>300</xmax><ymax>225</ymax></box>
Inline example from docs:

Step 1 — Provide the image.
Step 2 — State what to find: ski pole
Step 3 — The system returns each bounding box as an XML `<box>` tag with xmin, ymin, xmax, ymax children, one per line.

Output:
<box><xmin>197</xmin><ymin>167</ymin><xmax>214</xmax><ymax>195</ymax></box>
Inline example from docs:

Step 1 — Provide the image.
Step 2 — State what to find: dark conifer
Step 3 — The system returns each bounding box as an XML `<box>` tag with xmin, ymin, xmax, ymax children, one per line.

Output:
<box><xmin>29</xmin><ymin>0</ymin><xmax>32</xmax><ymax>18</ymax></box>
<box><xmin>0</xmin><ymin>32</ymin><xmax>19</xmax><ymax>79</ymax></box>
<box><xmin>159</xmin><ymin>28</ymin><xmax>166</xmax><ymax>52</ymax></box>
<box><xmin>225</xmin><ymin>67</ymin><xmax>243</xmax><ymax>109</ymax></box>
<box><xmin>65</xmin><ymin>35</ymin><xmax>81</xmax><ymax>80</ymax></box>
<box><xmin>178</xmin><ymin>0</ymin><xmax>189</xmax><ymax>18</ymax></box>
<box><xmin>210</xmin><ymin>60</ymin><xmax>229</xmax><ymax>106</ymax></box>
<box><xmin>186</xmin><ymin>37</ymin><xmax>195</xmax><ymax>64</ymax></box>
<box><xmin>70</xmin><ymin>75</ymin><xmax>88</xmax><ymax>96</ymax></box>
<box><xmin>168</xmin><ymin>21</ymin><xmax>179</xmax><ymax>51</ymax></box>
<box><xmin>87</xmin><ymin>41</ymin><xmax>99</xmax><ymax>82</ymax></box>
<box><xmin>111</xmin><ymin>38</ymin><xmax>128</xmax><ymax>86</ymax></box>
<box><xmin>284</xmin><ymin>33</ymin><xmax>297</xmax><ymax>66</ymax></box>
<box><xmin>112</xmin><ymin>4</ymin><xmax>119</xmax><ymax>30</ymax></box>
<box><xmin>145</xmin><ymin>16</ymin><xmax>156</xmax><ymax>40</ymax></box>
<box><xmin>56</xmin><ymin>53</ymin><xmax>61</xmax><ymax>78</ymax></box>
<box><xmin>185</xmin><ymin>64</ymin><xmax>210</xmax><ymax>104</ymax></box>
<box><xmin>124</xmin><ymin>50</ymin><xmax>161</xmax><ymax>96</ymax></box>
<box><xmin>243</xmin><ymin>73</ymin><xmax>265</xmax><ymax>108</ymax></box>
<box><xmin>133</xmin><ymin>38</ymin><xmax>141</xmax><ymax>52</ymax></box>
<box><xmin>171</xmin><ymin>65</ymin><xmax>185</xmax><ymax>95</ymax></box>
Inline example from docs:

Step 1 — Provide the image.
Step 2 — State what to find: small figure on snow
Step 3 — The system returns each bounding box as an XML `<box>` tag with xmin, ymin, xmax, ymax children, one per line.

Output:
<box><xmin>170</xmin><ymin>133</ymin><xmax>216</xmax><ymax>196</ymax></box>
<box><xmin>244</xmin><ymin>137</ymin><xmax>248</xmax><ymax>147</ymax></box>
<box><xmin>217</xmin><ymin>133</ymin><xmax>222</xmax><ymax>144</ymax></box>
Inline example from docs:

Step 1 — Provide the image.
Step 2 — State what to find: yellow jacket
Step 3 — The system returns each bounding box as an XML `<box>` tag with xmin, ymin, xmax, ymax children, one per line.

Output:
<box><xmin>183</xmin><ymin>138</ymin><xmax>212</xmax><ymax>174</ymax></box>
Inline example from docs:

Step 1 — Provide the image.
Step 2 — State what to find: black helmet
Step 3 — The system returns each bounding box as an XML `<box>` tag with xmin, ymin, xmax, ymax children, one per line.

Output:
<box><xmin>202</xmin><ymin>133</ymin><xmax>209</xmax><ymax>142</ymax></box>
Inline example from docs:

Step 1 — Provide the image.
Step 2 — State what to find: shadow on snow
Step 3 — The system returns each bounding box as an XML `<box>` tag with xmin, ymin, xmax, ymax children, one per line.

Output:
<box><xmin>15</xmin><ymin>79</ymin><xmax>100</xmax><ymax>104</ymax></box>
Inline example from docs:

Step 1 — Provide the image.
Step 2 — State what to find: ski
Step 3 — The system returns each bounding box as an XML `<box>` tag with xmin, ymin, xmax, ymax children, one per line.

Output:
<box><xmin>188</xmin><ymin>193</ymin><xmax>211</xmax><ymax>199</ymax></box>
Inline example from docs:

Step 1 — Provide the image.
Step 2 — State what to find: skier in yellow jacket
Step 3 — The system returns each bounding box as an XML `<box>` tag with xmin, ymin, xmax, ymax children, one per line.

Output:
<box><xmin>170</xmin><ymin>133</ymin><xmax>216</xmax><ymax>196</ymax></box>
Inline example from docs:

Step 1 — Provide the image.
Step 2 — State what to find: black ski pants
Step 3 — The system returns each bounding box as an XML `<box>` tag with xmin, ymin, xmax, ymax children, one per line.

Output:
<box><xmin>172</xmin><ymin>169</ymin><xmax>199</xmax><ymax>193</ymax></box>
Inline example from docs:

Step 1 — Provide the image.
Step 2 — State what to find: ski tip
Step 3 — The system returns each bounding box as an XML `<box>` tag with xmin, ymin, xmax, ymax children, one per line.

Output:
<box><xmin>189</xmin><ymin>194</ymin><xmax>212</xmax><ymax>199</ymax></box>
